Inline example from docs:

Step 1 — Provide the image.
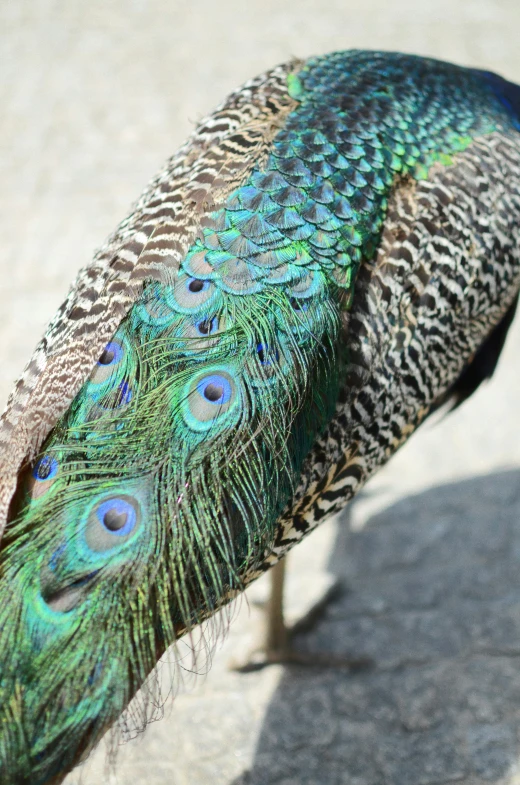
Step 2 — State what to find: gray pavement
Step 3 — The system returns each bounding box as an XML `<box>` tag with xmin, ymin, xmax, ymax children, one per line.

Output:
<box><xmin>2</xmin><ymin>2</ymin><xmax>520</xmax><ymax>783</ymax></box>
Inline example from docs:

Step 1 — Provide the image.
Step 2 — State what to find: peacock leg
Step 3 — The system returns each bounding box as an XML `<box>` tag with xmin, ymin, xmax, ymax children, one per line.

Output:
<box><xmin>264</xmin><ymin>558</ymin><xmax>289</xmax><ymax>656</ymax></box>
<box><xmin>232</xmin><ymin>558</ymin><xmax>372</xmax><ymax>672</ymax></box>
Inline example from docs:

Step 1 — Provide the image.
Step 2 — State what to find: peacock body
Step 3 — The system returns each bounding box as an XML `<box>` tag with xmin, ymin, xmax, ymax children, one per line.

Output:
<box><xmin>1</xmin><ymin>51</ymin><xmax>520</xmax><ymax>783</ymax></box>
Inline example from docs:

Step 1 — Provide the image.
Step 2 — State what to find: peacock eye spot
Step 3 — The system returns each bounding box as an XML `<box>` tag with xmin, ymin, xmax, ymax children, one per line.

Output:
<box><xmin>103</xmin><ymin>508</ymin><xmax>128</xmax><ymax>531</ymax></box>
<box><xmin>256</xmin><ymin>342</ymin><xmax>280</xmax><ymax>366</ymax></box>
<box><xmin>204</xmin><ymin>383</ymin><xmax>224</xmax><ymax>402</ymax></box>
<box><xmin>115</xmin><ymin>382</ymin><xmax>132</xmax><ymax>407</ymax></box>
<box><xmin>96</xmin><ymin>498</ymin><xmax>138</xmax><ymax>537</ymax></box>
<box><xmin>195</xmin><ymin>373</ymin><xmax>233</xmax><ymax>407</ymax></box>
<box><xmin>97</xmin><ymin>341</ymin><xmax>123</xmax><ymax>366</ymax></box>
<box><xmin>187</xmin><ymin>278</ymin><xmax>207</xmax><ymax>294</ymax></box>
<box><xmin>185</xmin><ymin>369</ymin><xmax>238</xmax><ymax>430</ymax></box>
<box><xmin>99</xmin><ymin>349</ymin><xmax>115</xmax><ymax>365</ymax></box>
<box><xmin>32</xmin><ymin>455</ymin><xmax>58</xmax><ymax>482</ymax></box>
<box><xmin>195</xmin><ymin>316</ymin><xmax>218</xmax><ymax>336</ymax></box>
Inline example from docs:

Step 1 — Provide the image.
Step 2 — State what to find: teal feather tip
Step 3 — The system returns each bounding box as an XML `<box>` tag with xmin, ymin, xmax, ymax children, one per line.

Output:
<box><xmin>1</xmin><ymin>48</ymin><xmax>520</xmax><ymax>783</ymax></box>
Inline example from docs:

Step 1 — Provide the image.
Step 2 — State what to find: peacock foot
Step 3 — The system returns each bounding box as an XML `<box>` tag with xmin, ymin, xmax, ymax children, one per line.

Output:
<box><xmin>230</xmin><ymin>559</ymin><xmax>373</xmax><ymax>673</ymax></box>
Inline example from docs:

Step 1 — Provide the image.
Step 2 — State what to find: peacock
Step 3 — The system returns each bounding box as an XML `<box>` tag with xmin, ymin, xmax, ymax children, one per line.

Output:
<box><xmin>1</xmin><ymin>50</ymin><xmax>520</xmax><ymax>784</ymax></box>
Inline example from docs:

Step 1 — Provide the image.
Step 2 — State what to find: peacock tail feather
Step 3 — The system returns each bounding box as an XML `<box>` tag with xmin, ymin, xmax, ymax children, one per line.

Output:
<box><xmin>1</xmin><ymin>51</ymin><xmax>520</xmax><ymax>783</ymax></box>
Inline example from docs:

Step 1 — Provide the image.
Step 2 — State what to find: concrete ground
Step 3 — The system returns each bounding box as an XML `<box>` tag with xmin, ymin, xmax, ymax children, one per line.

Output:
<box><xmin>2</xmin><ymin>1</ymin><xmax>520</xmax><ymax>783</ymax></box>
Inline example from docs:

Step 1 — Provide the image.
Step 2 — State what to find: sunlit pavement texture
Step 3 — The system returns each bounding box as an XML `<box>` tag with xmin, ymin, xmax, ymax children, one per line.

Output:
<box><xmin>2</xmin><ymin>2</ymin><xmax>520</xmax><ymax>783</ymax></box>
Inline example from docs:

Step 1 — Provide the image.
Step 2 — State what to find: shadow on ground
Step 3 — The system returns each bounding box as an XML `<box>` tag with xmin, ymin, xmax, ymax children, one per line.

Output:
<box><xmin>232</xmin><ymin>469</ymin><xmax>520</xmax><ymax>785</ymax></box>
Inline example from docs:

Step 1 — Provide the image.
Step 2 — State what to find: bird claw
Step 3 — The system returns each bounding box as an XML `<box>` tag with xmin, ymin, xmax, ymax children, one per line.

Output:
<box><xmin>230</xmin><ymin>646</ymin><xmax>373</xmax><ymax>673</ymax></box>
<box><xmin>230</xmin><ymin>560</ymin><xmax>373</xmax><ymax>673</ymax></box>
